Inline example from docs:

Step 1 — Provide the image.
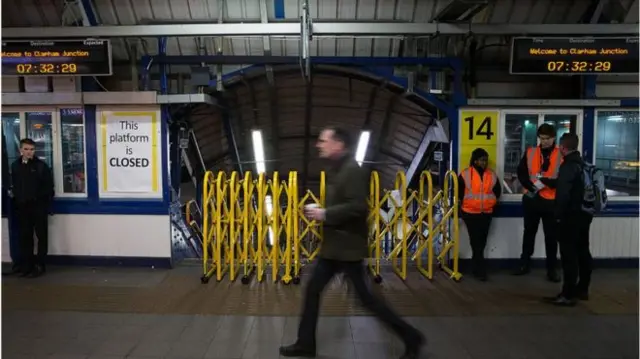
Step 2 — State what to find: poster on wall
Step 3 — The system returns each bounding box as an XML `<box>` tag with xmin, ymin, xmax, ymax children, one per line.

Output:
<box><xmin>98</xmin><ymin>111</ymin><xmax>160</xmax><ymax>195</ymax></box>
<box><xmin>458</xmin><ymin>110</ymin><xmax>499</xmax><ymax>173</ymax></box>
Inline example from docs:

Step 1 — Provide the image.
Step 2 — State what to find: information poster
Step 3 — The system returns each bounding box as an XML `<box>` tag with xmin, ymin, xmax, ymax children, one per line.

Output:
<box><xmin>98</xmin><ymin>111</ymin><xmax>159</xmax><ymax>194</ymax></box>
<box><xmin>458</xmin><ymin>110</ymin><xmax>499</xmax><ymax>172</ymax></box>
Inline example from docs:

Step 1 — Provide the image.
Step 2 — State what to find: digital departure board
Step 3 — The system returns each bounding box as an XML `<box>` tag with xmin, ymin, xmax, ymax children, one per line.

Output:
<box><xmin>510</xmin><ymin>37</ymin><xmax>639</xmax><ymax>75</ymax></box>
<box><xmin>1</xmin><ymin>39</ymin><xmax>112</xmax><ymax>76</ymax></box>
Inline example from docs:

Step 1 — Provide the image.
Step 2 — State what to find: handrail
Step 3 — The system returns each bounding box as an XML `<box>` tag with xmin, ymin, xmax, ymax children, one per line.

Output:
<box><xmin>185</xmin><ymin>199</ymin><xmax>202</xmax><ymax>225</ymax></box>
<box><xmin>181</xmin><ymin>149</ymin><xmax>198</xmax><ymax>189</ymax></box>
<box><xmin>189</xmin><ymin>129</ymin><xmax>206</xmax><ymax>172</ymax></box>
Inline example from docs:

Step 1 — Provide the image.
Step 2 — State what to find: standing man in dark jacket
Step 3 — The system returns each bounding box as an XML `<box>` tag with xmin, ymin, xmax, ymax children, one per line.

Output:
<box><xmin>280</xmin><ymin>126</ymin><xmax>424</xmax><ymax>359</ymax></box>
<box><xmin>10</xmin><ymin>138</ymin><xmax>54</xmax><ymax>277</ymax></box>
<box><xmin>513</xmin><ymin>123</ymin><xmax>561</xmax><ymax>282</ymax></box>
<box><xmin>545</xmin><ymin>133</ymin><xmax>593</xmax><ymax>306</ymax></box>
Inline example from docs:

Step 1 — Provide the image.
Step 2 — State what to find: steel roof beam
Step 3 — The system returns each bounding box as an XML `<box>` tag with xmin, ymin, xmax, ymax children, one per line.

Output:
<box><xmin>3</xmin><ymin>23</ymin><xmax>638</xmax><ymax>38</ymax></box>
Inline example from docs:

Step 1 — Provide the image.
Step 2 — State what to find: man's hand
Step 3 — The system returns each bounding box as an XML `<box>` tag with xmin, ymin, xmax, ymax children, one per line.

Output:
<box><xmin>539</xmin><ymin>177</ymin><xmax>552</xmax><ymax>186</ymax></box>
<box><xmin>304</xmin><ymin>207</ymin><xmax>326</xmax><ymax>221</ymax></box>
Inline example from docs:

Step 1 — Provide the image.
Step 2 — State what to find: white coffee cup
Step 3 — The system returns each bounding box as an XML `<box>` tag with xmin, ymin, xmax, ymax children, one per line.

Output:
<box><xmin>305</xmin><ymin>203</ymin><xmax>320</xmax><ymax>210</ymax></box>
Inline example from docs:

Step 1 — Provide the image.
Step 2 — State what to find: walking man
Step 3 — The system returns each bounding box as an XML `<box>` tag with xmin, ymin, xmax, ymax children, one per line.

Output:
<box><xmin>10</xmin><ymin>138</ymin><xmax>54</xmax><ymax>277</ymax></box>
<box><xmin>279</xmin><ymin>126</ymin><xmax>424</xmax><ymax>359</ymax></box>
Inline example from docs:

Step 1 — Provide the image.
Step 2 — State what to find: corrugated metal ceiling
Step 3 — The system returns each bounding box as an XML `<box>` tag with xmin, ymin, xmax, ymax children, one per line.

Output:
<box><xmin>187</xmin><ymin>66</ymin><xmax>435</xmax><ymax>189</ymax></box>
<box><xmin>4</xmin><ymin>0</ymin><xmax>635</xmax><ymax>63</ymax></box>
<box><xmin>3</xmin><ymin>0</ymin><xmax>636</xmax><ymax>191</ymax></box>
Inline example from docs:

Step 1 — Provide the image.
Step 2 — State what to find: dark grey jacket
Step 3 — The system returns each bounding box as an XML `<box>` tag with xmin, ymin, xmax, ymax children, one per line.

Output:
<box><xmin>319</xmin><ymin>155</ymin><xmax>369</xmax><ymax>261</ymax></box>
<box><xmin>554</xmin><ymin>151</ymin><xmax>586</xmax><ymax>221</ymax></box>
<box><xmin>10</xmin><ymin>157</ymin><xmax>54</xmax><ymax>206</ymax></box>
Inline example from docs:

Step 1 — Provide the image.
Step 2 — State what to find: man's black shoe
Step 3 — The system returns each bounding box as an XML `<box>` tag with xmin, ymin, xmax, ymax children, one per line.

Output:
<box><xmin>27</xmin><ymin>265</ymin><xmax>44</xmax><ymax>278</ymax></box>
<box><xmin>542</xmin><ymin>293</ymin><xmax>561</xmax><ymax>301</ymax></box>
<box><xmin>543</xmin><ymin>295</ymin><xmax>576</xmax><ymax>307</ymax></box>
<box><xmin>11</xmin><ymin>264</ymin><xmax>22</xmax><ymax>274</ymax></box>
<box><xmin>512</xmin><ymin>265</ymin><xmax>530</xmax><ymax>276</ymax></box>
<box><xmin>400</xmin><ymin>331</ymin><xmax>425</xmax><ymax>359</ymax></box>
<box><xmin>19</xmin><ymin>267</ymin><xmax>33</xmax><ymax>277</ymax></box>
<box><xmin>546</xmin><ymin>271</ymin><xmax>561</xmax><ymax>283</ymax></box>
<box><xmin>576</xmin><ymin>291</ymin><xmax>589</xmax><ymax>301</ymax></box>
<box><xmin>474</xmin><ymin>271</ymin><xmax>488</xmax><ymax>282</ymax></box>
<box><xmin>279</xmin><ymin>343</ymin><xmax>316</xmax><ymax>357</ymax></box>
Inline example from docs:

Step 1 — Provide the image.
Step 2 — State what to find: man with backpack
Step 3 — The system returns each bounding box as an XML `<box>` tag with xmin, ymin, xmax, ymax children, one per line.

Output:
<box><xmin>544</xmin><ymin>133</ymin><xmax>605</xmax><ymax>306</ymax></box>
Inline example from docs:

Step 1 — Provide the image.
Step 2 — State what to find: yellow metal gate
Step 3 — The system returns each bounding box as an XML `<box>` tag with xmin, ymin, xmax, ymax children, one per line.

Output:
<box><xmin>201</xmin><ymin>170</ymin><xmax>461</xmax><ymax>284</ymax></box>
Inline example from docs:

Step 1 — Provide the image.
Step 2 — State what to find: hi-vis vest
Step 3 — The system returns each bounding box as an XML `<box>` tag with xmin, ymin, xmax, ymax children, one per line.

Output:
<box><xmin>525</xmin><ymin>146</ymin><xmax>562</xmax><ymax>200</ymax></box>
<box><xmin>461</xmin><ymin>167</ymin><xmax>498</xmax><ymax>214</ymax></box>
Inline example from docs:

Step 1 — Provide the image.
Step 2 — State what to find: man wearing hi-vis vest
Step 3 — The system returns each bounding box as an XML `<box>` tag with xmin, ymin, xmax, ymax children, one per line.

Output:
<box><xmin>458</xmin><ymin>148</ymin><xmax>501</xmax><ymax>281</ymax></box>
<box><xmin>513</xmin><ymin>123</ymin><xmax>561</xmax><ymax>282</ymax></box>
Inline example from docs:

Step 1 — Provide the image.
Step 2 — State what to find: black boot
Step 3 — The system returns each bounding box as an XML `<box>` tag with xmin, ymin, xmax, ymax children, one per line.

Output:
<box><xmin>27</xmin><ymin>264</ymin><xmax>45</xmax><ymax>278</ymax></box>
<box><xmin>279</xmin><ymin>343</ymin><xmax>316</xmax><ymax>357</ymax></box>
<box><xmin>472</xmin><ymin>261</ymin><xmax>488</xmax><ymax>281</ymax></box>
<box><xmin>399</xmin><ymin>331</ymin><xmax>426</xmax><ymax>359</ymax></box>
<box><xmin>575</xmin><ymin>285</ymin><xmax>589</xmax><ymax>300</ymax></box>
<box><xmin>10</xmin><ymin>263</ymin><xmax>22</xmax><ymax>275</ymax></box>
<box><xmin>512</xmin><ymin>260</ymin><xmax>530</xmax><ymax>276</ymax></box>
<box><xmin>19</xmin><ymin>265</ymin><xmax>34</xmax><ymax>277</ymax></box>
<box><xmin>546</xmin><ymin>270</ymin><xmax>560</xmax><ymax>283</ymax></box>
<box><xmin>543</xmin><ymin>294</ymin><xmax>577</xmax><ymax>307</ymax></box>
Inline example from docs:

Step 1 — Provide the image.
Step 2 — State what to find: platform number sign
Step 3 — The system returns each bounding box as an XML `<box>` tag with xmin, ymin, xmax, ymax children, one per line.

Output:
<box><xmin>458</xmin><ymin>110</ymin><xmax>499</xmax><ymax>172</ymax></box>
<box><xmin>463</xmin><ymin>116</ymin><xmax>495</xmax><ymax>140</ymax></box>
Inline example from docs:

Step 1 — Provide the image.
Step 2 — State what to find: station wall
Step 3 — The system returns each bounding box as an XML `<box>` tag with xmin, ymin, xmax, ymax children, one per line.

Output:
<box><xmin>474</xmin><ymin>70</ymin><xmax>638</xmax><ymax>99</ymax></box>
<box><xmin>454</xmin><ymin>103</ymin><xmax>638</xmax><ymax>265</ymax></box>
<box><xmin>2</xmin><ymin>218</ymin><xmax>10</xmax><ymax>263</ymax></box>
<box><xmin>1</xmin><ymin>98</ymin><xmax>173</xmax><ymax>268</ymax></box>
<box><xmin>1</xmin><ymin>215</ymin><xmax>171</xmax><ymax>264</ymax></box>
<box><xmin>47</xmin><ymin>214</ymin><xmax>171</xmax><ymax>260</ymax></box>
<box><xmin>458</xmin><ymin>217</ymin><xmax>639</xmax><ymax>264</ymax></box>
<box><xmin>1</xmin><ymin>66</ymin><xmax>637</xmax><ymax>269</ymax></box>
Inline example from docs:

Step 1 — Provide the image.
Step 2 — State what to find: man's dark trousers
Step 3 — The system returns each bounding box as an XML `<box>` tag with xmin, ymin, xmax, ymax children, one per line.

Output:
<box><xmin>16</xmin><ymin>201</ymin><xmax>49</xmax><ymax>271</ymax></box>
<box><xmin>297</xmin><ymin>258</ymin><xmax>416</xmax><ymax>347</ymax></box>
<box><xmin>520</xmin><ymin>195</ymin><xmax>558</xmax><ymax>271</ymax></box>
<box><xmin>558</xmin><ymin>212</ymin><xmax>593</xmax><ymax>298</ymax></box>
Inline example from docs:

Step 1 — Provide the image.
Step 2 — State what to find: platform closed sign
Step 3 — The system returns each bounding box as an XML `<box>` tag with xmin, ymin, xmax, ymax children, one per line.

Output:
<box><xmin>98</xmin><ymin>111</ymin><xmax>159</xmax><ymax>194</ymax></box>
<box><xmin>458</xmin><ymin>110</ymin><xmax>499</xmax><ymax>172</ymax></box>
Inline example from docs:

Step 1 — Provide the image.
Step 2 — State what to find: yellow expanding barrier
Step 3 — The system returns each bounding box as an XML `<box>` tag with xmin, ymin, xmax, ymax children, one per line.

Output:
<box><xmin>412</xmin><ymin>170</ymin><xmax>462</xmax><ymax>281</ymax></box>
<box><xmin>367</xmin><ymin>171</ymin><xmax>382</xmax><ymax>283</ymax></box>
<box><xmin>436</xmin><ymin>170</ymin><xmax>461</xmax><ymax>281</ymax></box>
<box><xmin>200</xmin><ymin>169</ymin><xmax>460</xmax><ymax>284</ymax></box>
<box><xmin>202</xmin><ymin>171</ymin><xmax>216</xmax><ymax>282</ymax></box>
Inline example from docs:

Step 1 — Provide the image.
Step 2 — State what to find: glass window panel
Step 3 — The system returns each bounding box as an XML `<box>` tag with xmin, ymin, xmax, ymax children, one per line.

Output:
<box><xmin>60</xmin><ymin>109</ymin><xmax>86</xmax><ymax>194</ymax></box>
<box><xmin>25</xmin><ymin>112</ymin><xmax>54</xmax><ymax>169</ymax></box>
<box><xmin>502</xmin><ymin>114</ymin><xmax>539</xmax><ymax>194</ymax></box>
<box><xmin>1</xmin><ymin>113</ymin><xmax>22</xmax><ymax>169</ymax></box>
<box><xmin>595</xmin><ymin>110</ymin><xmax>639</xmax><ymax>197</ymax></box>
<box><xmin>543</xmin><ymin>114</ymin><xmax>577</xmax><ymax>143</ymax></box>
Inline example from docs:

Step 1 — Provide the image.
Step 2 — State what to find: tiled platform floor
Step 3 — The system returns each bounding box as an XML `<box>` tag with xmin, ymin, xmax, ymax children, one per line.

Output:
<box><xmin>2</xmin><ymin>265</ymin><xmax>638</xmax><ymax>359</ymax></box>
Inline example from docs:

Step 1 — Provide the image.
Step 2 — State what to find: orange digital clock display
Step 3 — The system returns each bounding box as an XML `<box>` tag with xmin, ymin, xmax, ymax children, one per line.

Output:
<box><xmin>546</xmin><ymin>61</ymin><xmax>612</xmax><ymax>72</ymax></box>
<box><xmin>510</xmin><ymin>37</ymin><xmax>638</xmax><ymax>75</ymax></box>
<box><xmin>1</xmin><ymin>39</ymin><xmax>113</xmax><ymax>76</ymax></box>
<box><xmin>15</xmin><ymin>63</ymin><xmax>78</xmax><ymax>74</ymax></box>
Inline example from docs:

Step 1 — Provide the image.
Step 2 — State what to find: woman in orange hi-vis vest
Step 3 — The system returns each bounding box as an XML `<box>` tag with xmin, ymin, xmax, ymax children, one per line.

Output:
<box><xmin>458</xmin><ymin>148</ymin><xmax>501</xmax><ymax>281</ymax></box>
<box><xmin>512</xmin><ymin>123</ymin><xmax>562</xmax><ymax>283</ymax></box>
